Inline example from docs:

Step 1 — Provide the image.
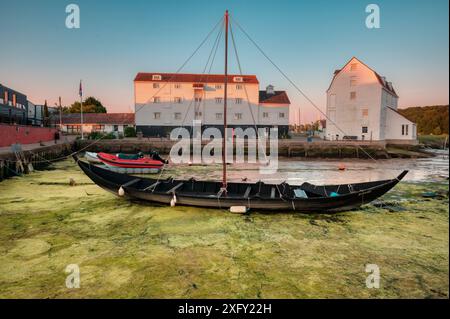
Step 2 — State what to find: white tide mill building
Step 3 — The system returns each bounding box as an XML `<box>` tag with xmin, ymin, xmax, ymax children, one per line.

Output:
<box><xmin>134</xmin><ymin>73</ymin><xmax>290</xmax><ymax>137</ymax></box>
<box><xmin>326</xmin><ymin>57</ymin><xmax>417</xmax><ymax>144</ymax></box>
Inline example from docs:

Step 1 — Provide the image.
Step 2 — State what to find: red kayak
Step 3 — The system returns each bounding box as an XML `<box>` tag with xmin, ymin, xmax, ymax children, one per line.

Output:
<box><xmin>97</xmin><ymin>152</ymin><xmax>164</xmax><ymax>169</ymax></box>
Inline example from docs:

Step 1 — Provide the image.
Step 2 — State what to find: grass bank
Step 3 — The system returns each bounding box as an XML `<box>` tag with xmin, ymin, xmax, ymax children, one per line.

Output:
<box><xmin>0</xmin><ymin>160</ymin><xmax>448</xmax><ymax>298</ymax></box>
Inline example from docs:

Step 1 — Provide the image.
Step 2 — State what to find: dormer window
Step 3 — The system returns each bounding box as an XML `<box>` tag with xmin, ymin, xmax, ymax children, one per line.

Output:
<box><xmin>233</xmin><ymin>76</ymin><xmax>243</xmax><ymax>82</ymax></box>
<box><xmin>152</xmin><ymin>75</ymin><xmax>162</xmax><ymax>80</ymax></box>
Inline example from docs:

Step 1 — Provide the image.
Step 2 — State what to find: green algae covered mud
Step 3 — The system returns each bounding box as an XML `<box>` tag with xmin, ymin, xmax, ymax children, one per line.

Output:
<box><xmin>0</xmin><ymin>156</ymin><xmax>448</xmax><ymax>298</ymax></box>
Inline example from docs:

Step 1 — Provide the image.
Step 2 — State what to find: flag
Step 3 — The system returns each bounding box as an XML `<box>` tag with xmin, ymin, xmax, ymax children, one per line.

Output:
<box><xmin>79</xmin><ymin>80</ymin><xmax>83</xmax><ymax>98</ymax></box>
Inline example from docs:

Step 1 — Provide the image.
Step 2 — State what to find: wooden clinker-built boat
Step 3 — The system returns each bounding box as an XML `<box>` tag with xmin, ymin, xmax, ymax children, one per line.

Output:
<box><xmin>74</xmin><ymin>155</ymin><xmax>408</xmax><ymax>213</ymax></box>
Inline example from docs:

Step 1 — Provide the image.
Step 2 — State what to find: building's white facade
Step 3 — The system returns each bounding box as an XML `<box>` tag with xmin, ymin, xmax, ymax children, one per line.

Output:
<box><xmin>58</xmin><ymin>113</ymin><xmax>135</xmax><ymax>135</ymax></box>
<box><xmin>325</xmin><ymin>57</ymin><xmax>417</xmax><ymax>143</ymax></box>
<box><xmin>134</xmin><ymin>73</ymin><xmax>290</xmax><ymax>137</ymax></box>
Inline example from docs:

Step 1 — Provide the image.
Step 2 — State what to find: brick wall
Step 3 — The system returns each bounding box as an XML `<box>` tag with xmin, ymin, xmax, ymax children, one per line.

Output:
<box><xmin>0</xmin><ymin>124</ymin><xmax>57</xmax><ymax>147</ymax></box>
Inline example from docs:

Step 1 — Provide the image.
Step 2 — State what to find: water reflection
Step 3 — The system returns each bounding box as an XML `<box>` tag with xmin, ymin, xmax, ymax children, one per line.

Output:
<box><xmin>160</xmin><ymin>150</ymin><xmax>449</xmax><ymax>185</ymax></box>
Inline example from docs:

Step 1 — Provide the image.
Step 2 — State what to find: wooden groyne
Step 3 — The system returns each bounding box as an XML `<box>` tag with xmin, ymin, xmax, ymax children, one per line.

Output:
<box><xmin>0</xmin><ymin>142</ymin><xmax>74</xmax><ymax>182</ymax></box>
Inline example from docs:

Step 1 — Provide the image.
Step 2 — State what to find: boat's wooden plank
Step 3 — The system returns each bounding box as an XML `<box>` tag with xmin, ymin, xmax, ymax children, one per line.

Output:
<box><xmin>243</xmin><ymin>186</ymin><xmax>252</xmax><ymax>198</ymax></box>
<box><xmin>166</xmin><ymin>182</ymin><xmax>184</xmax><ymax>194</ymax></box>
<box><xmin>122</xmin><ymin>178</ymin><xmax>141</xmax><ymax>188</ymax></box>
<box><xmin>143</xmin><ymin>181</ymin><xmax>160</xmax><ymax>191</ymax></box>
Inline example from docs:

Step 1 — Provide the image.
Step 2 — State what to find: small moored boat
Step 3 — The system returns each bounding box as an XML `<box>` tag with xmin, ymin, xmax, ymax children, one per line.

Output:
<box><xmin>96</xmin><ymin>152</ymin><xmax>165</xmax><ymax>174</ymax></box>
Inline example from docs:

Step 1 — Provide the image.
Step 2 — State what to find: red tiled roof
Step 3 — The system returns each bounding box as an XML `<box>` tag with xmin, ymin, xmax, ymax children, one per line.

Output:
<box><xmin>59</xmin><ymin>113</ymin><xmax>135</xmax><ymax>125</ymax></box>
<box><xmin>259</xmin><ymin>91</ymin><xmax>290</xmax><ymax>104</ymax></box>
<box><xmin>134</xmin><ymin>73</ymin><xmax>259</xmax><ymax>84</ymax></box>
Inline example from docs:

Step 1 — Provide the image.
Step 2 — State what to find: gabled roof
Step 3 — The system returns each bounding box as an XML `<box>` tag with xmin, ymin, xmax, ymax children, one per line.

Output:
<box><xmin>134</xmin><ymin>73</ymin><xmax>259</xmax><ymax>84</ymax></box>
<box><xmin>58</xmin><ymin>113</ymin><xmax>135</xmax><ymax>125</ymax></box>
<box><xmin>385</xmin><ymin>106</ymin><xmax>415</xmax><ymax>124</ymax></box>
<box><xmin>327</xmin><ymin>57</ymin><xmax>399</xmax><ymax>97</ymax></box>
<box><xmin>259</xmin><ymin>91</ymin><xmax>290</xmax><ymax>104</ymax></box>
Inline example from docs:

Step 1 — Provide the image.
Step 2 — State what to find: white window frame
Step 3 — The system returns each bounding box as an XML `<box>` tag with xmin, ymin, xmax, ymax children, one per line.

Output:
<box><xmin>153</xmin><ymin>112</ymin><xmax>161</xmax><ymax>120</ymax></box>
<box><xmin>152</xmin><ymin>75</ymin><xmax>162</xmax><ymax>80</ymax></box>
<box><xmin>174</xmin><ymin>97</ymin><xmax>182</xmax><ymax>104</ymax></box>
<box><xmin>235</xmin><ymin>98</ymin><xmax>243</xmax><ymax>104</ymax></box>
<box><xmin>153</xmin><ymin>97</ymin><xmax>161</xmax><ymax>103</ymax></box>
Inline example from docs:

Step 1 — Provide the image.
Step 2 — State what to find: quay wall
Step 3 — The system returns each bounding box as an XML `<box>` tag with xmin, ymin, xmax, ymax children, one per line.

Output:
<box><xmin>0</xmin><ymin>124</ymin><xmax>57</xmax><ymax>147</ymax></box>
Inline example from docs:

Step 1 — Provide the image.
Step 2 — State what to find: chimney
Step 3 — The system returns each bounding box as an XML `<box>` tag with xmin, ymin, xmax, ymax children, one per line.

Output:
<box><xmin>381</xmin><ymin>76</ymin><xmax>386</xmax><ymax>85</ymax></box>
<box><xmin>266</xmin><ymin>84</ymin><xmax>275</xmax><ymax>95</ymax></box>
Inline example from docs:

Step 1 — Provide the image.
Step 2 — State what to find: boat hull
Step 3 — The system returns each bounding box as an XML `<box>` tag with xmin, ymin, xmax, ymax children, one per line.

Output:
<box><xmin>74</xmin><ymin>155</ymin><xmax>407</xmax><ymax>213</ymax></box>
<box><xmin>103</xmin><ymin>163</ymin><xmax>161</xmax><ymax>174</ymax></box>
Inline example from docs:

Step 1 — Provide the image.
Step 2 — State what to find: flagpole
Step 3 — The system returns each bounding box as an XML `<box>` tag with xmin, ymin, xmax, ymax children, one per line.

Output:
<box><xmin>80</xmin><ymin>80</ymin><xmax>84</xmax><ymax>140</ymax></box>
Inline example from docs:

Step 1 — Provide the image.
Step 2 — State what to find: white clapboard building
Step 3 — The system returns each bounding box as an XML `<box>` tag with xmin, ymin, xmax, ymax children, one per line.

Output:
<box><xmin>325</xmin><ymin>57</ymin><xmax>417</xmax><ymax>143</ymax></box>
<box><xmin>134</xmin><ymin>73</ymin><xmax>290</xmax><ymax>137</ymax></box>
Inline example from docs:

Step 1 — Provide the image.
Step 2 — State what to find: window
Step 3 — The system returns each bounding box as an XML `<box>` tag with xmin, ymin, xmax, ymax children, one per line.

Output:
<box><xmin>195</xmin><ymin>97</ymin><xmax>202</xmax><ymax>103</ymax></box>
<box><xmin>235</xmin><ymin>98</ymin><xmax>242</xmax><ymax>104</ymax></box>
<box><xmin>153</xmin><ymin>83</ymin><xmax>160</xmax><ymax>89</ymax></box>
<box><xmin>405</xmin><ymin>124</ymin><xmax>409</xmax><ymax>136</ymax></box>
<box><xmin>362</xmin><ymin>126</ymin><xmax>368</xmax><ymax>134</ymax></box>
<box><xmin>401</xmin><ymin>125</ymin><xmax>405</xmax><ymax>135</ymax></box>
<box><xmin>350</xmin><ymin>77</ymin><xmax>357</xmax><ymax>87</ymax></box>
<box><xmin>350</xmin><ymin>92</ymin><xmax>356</xmax><ymax>100</ymax></box>
<box><xmin>174</xmin><ymin>84</ymin><xmax>181</xmax><ymax>89</ymax></box>
<box><xmin>350</xmin><ymin>63</ymin><xmax>358</xmax><ymax>71</ymax></box>
<box><xmin>195</xmin><ymin>111</ymin><xmax>202</xmax><ymax>119</ymax></box>
<box><xmin>233</xmin><ymin>76</ymin><xmax>243</xmax><ymax>82</ymax></box>
<box><xmin>113</xmin><ymin>125</ymin><xmax>119</xmax><ymax>132</ymax></box>
<box><xmin>174</xmin><ymin>97</ymin><xmax>182</xmax><ymax>104</ymax></box>
<box><xmin>215</xmin><ymin>84</ymin><xmax>222</xmax><ymax>89</ymax></box>
<box><xmin>362</xmin><ymin>108</ymin><xmax>369</xmax><ymax>117</ymax></box>
<box><xmin>152</xmin><ymin>75</ymin><xmax>162</xmax><ymax>80</ymax></box>
<box><xmin>279</xmin><ymin>112</ymin><xmax>285</xmax><ymax>119</ymax></box>
<box><xmin>234</xmin><ymin>113</ymin><xmax>242</xmax><ymax>120</ymax></box>
<box><xmin>174</xmin><ymin>112</ymin><xmax>182</xmax><ymax>120</ymax></box>
<box><xmin>236</xmin><ymin>84</ymin><xmax>243</xmax><ymax>90</ymax></box>
<box><xmin>66</xmin><ymin>125</ymin><xmax>81</xmax><ymax>134</ymax></box>
<box><xmin>4</xmin><ymin>91</ymin><xmax>8</xmax><ymax>104</ymax></box>
<box><xmin>263</xmin><ymin>112</ymin><xmax>269</xmax><ymax>118</ymax></box>
<box><xmin>215</xmin><ymin>113</ymin><xmax>222</xmax><ymax>120</ymax></box>
<box><xmin>215</xmin><ymin>97</ymin><xmax>222</xmax><ymax>104</ymax></box>
<box><xmin>153</xmin><ymin>112</ymin><xmax>161</xmax><ymax>119</ymax></box>
<box><xmin>92</xmin><ymin>125</ymin><xmax>105</xmax><ymax>132</ymax></box>
<box><xmin>153</xmin><ymin>97</ymin><xmax>161</xmax><ymax>103</ymax></box>
<box><xmin>12</xmin><ymin>94</ymin><xmax>16</xmax><ymax>107</ymax></box>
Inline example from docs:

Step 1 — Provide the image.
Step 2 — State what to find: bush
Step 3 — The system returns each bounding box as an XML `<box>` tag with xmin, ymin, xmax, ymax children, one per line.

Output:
<box><xmin>88</xmin><ymin>131</ymin><xmax>116</xmax><ymax>140</ymax></box>
<box><xmin>124</xmin><ymin>126</ymin><xmax>137</xmax><ymax>138</ymax></box>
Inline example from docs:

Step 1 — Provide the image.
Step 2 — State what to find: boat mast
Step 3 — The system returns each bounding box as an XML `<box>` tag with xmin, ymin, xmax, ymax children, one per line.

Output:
<box><xmin>222</xmin><ymin>10</ymin><xmax>229</xmax><ymax>190</ymax></box>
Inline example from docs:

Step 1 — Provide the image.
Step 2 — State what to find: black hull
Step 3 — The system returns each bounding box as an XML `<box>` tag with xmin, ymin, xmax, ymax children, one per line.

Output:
<box><xmin>74</xmin><ymin>156</ymin><xmax>407</xmax><ymax>213</ymax></box>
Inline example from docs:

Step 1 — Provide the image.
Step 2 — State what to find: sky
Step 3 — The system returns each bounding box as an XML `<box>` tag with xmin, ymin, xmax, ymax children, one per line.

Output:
<box><xmin>0</xmin><ymin>0</ymin><xmax>448</xmax><ymax>124</ymax></box>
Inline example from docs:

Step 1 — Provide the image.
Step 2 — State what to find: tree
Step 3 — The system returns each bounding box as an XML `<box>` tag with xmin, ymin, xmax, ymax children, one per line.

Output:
<box><xmin>43</xmin><ymin>100</ymin><xmax>50</xmax><ymax>126</ymax></box>
<box><xmin>67</xmin><ymin>96</ymin><xmax>107</xmax><ymax>113</ymax></box>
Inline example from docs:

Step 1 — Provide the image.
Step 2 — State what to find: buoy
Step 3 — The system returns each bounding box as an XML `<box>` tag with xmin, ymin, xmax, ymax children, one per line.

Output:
<box><xmin>230</xmin><ymin>206</ymin><xmax>248</xmax><ymax>214</ymax></box>
<box><xmin>170</xmin><ymin>194</ymin><xmax>177</xmax><ymax>207</ymax></box>
<box><xmin>118</xmin><ymin>186</ymin><xmax>125</xmax><ymax>196</ymax></box>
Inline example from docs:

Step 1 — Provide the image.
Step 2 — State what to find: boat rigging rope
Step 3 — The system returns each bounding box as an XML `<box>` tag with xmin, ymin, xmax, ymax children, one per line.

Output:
<box><xmin>229</xmin><ymin>20</ymin><xmax>269</xmax><ymax>164</ymax></box>
<box><xmin>134</xmin><ymin>15</ymin><xmax>224</xmax><ymax>116</ymax></box>
<box><xmin>230</xmin><ymin>15</ymin><xmax>378</xmax><ymax>163</ymax></box>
